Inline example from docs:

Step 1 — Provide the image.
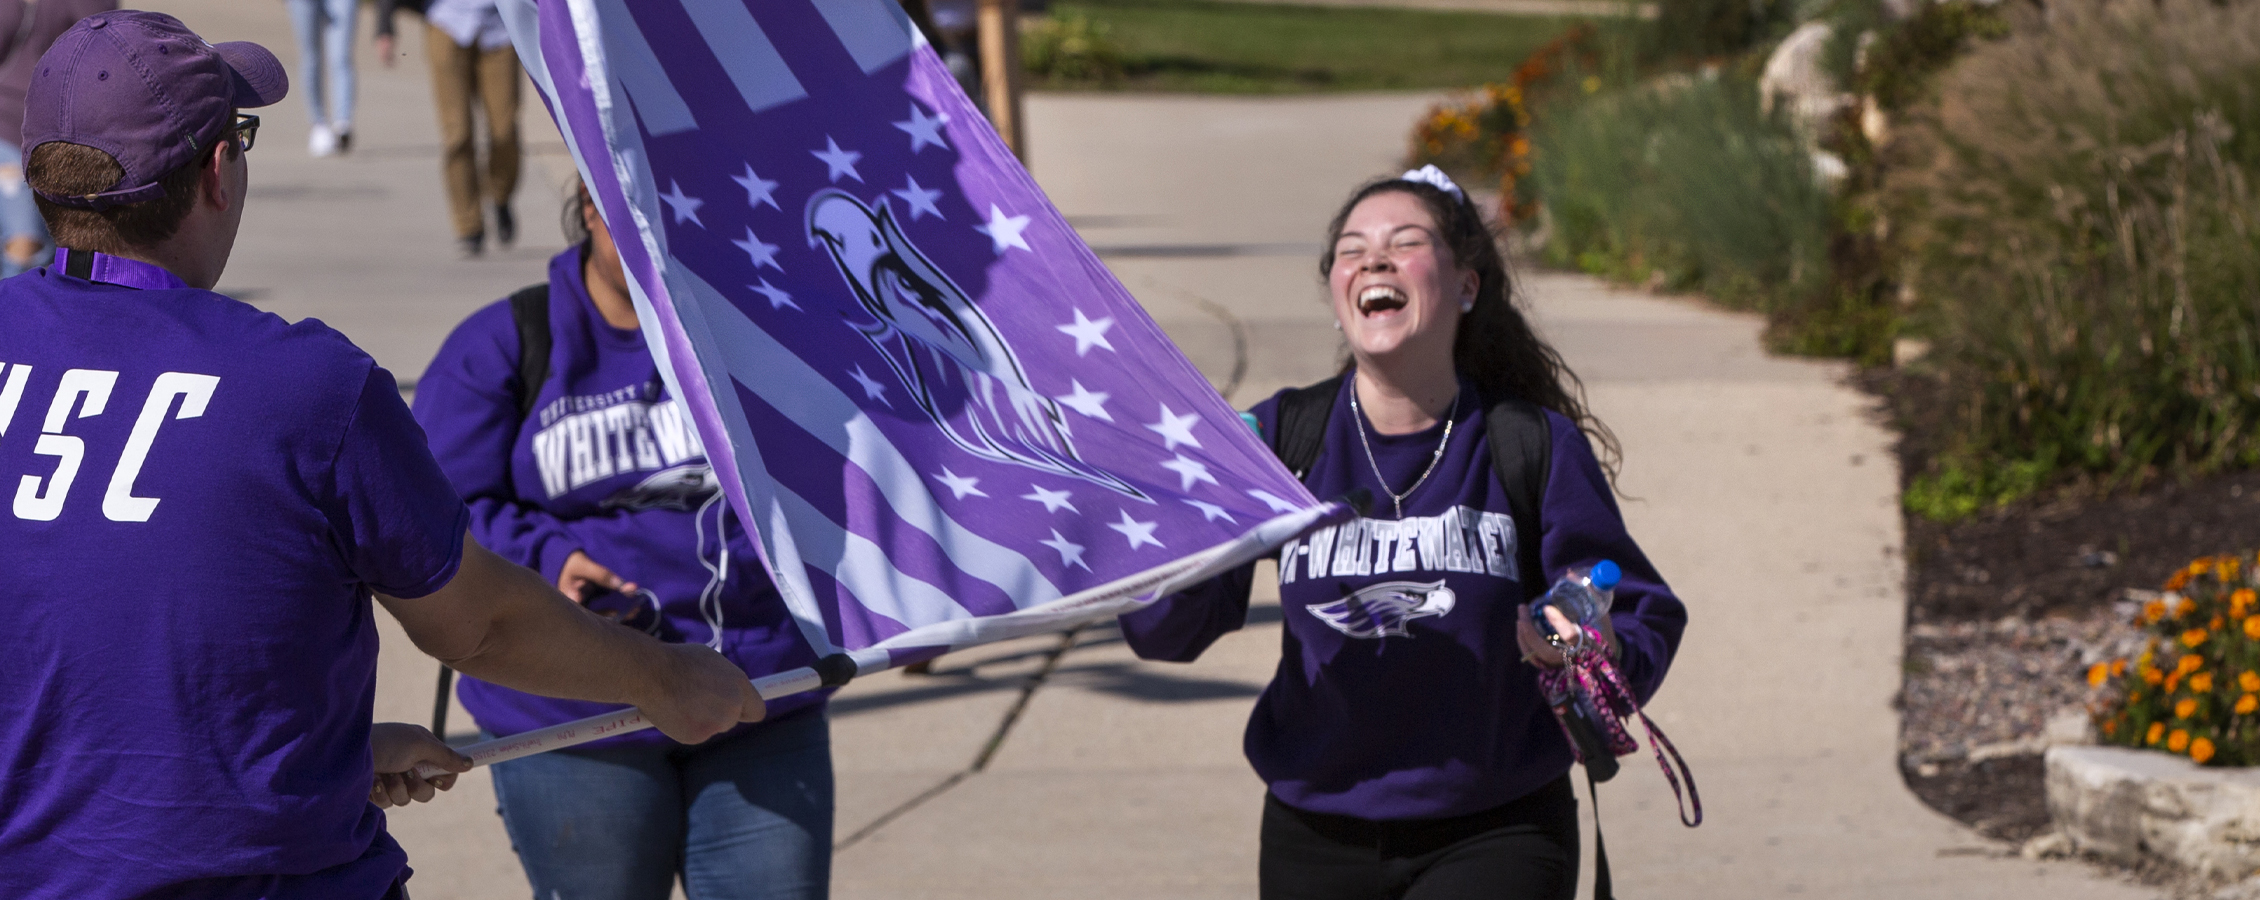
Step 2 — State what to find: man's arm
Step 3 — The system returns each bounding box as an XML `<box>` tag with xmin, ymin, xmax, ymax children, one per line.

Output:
<box><xmin>377</xmin><ymin>537</ymin><xmax>765</xmax><ymax>743</ymax></box>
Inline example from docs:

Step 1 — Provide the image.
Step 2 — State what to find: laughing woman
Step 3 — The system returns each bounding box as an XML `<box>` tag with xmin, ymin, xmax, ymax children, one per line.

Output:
<box><xmin>1120</xmin><ymin>167</ymin><xmax>1687</xmax><ymax>900</ymax></box>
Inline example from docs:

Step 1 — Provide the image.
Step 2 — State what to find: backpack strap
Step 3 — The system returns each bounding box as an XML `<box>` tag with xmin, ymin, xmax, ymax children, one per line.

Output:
<box><xmin>1271</xmin><ymin>374</ymin><xmax>1343</xmax><ymax>479</ymax></box>
<box><xmin>439</xmin><ymin>281</ymin><xmax>549</xmax><ymax>739</ymax></box>
<box><xmin>1482</xmin><ymin>394</ymin><xmax>1551</xmax><ymax>601</ymax></box>
<box><xmin>507</xmin><ymin>282</ymin><xmax>552</xmax><ymax>421</ymax></box>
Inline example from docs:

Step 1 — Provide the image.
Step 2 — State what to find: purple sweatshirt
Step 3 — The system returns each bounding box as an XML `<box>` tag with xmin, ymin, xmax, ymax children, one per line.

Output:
<box><xmin>1120</xmin><ymin>376</ymin><xmax>1686</xmax><ymax>821</ymax></box>
<box><xmin>413</xmin><ymin>249</ymin><xmax>825</xmax><ymax>746</ymax></box>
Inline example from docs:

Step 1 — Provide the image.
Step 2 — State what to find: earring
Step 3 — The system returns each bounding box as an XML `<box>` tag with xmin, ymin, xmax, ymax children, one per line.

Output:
<box><xmin>1333</xmin><ymin>319</ymin><xmax>1343</xmax><ymax>331</ymax></box>
<box><xmin>1460</xmin><ymin>298</ymin><xmax>1474</xmax><ymax>313</ymax></box>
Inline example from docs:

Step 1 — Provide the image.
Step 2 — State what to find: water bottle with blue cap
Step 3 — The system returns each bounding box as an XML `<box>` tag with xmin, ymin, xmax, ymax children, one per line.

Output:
<box><xmin>1532</xmin><ymin>559</ymin><xmax>1620</xmax><ymax>642</ymax></box>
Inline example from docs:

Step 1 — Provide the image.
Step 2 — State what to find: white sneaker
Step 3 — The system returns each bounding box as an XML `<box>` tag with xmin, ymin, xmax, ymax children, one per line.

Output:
<box><xmin>309</xmin><ymin>122</ymin><xmax>336</xmax><ymax>157</ymax></box>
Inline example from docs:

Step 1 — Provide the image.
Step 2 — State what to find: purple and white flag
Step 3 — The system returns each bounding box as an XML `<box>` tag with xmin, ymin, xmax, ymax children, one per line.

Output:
<box><xmin>498</xmin><ymin>0</ymin><xmax>1342</xmax><ymax>684</ymax></box>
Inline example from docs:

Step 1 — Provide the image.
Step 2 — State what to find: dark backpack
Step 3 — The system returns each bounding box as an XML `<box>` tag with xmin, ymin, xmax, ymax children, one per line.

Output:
<box><xmin>1267</xmin><ymin>374</ymin><xmax>1551</xmax><ymax>602</ymax></box>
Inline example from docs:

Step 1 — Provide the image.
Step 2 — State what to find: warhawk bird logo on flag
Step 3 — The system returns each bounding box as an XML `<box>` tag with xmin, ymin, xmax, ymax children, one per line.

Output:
<box><xmin>499</xmin><ymin>0</ymin><xmax>1346</xmax><ymax>687</ymax></box>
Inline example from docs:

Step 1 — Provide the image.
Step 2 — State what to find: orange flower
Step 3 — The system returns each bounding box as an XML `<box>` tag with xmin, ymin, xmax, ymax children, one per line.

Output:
<box><xmin>2181</xmin><ymin>597</ymin><xmax>2200</xmax><ymax>617</ymax></box>
<box><xmin>2237</xmin><ymin>694</ymin><xmax>2256</xmax><ymax>715</ymax></box>
<box><xmin>2170</xmin><ymin>729</ymin><xmax>2191</xmax><ymax>752</ymax></box>
<box><xmin>2193</xmin><ymin>737</ymin><xmax>2218</xmax><ymax>764</ymax></box>
<box><xmin>2113</xmin><ymin>659</ymin><xmax>2129</xmax><ymax>677</ymax></box>
<box><xmin>2178</xmin><ymin>698</ymin><xmax>2200</xmax><ymax>719</ymax></box>
<box><xmin>2245</xmin><ymin>615</ymin><xmax>2260</xmax><ymax>640</ymax></box>
<box><xmin>2225</xmin><ymin>557</ymin><xmax>2242</xmax><ymax>580</ymax></box>
<box><xmin>2194</xmin><ymin>672</ymin><xmax>2216</xmax><ymax>693</ymax></box>
<box><xmin>2146</xmin><ymin>599</ymin><xmax>2171</xmax><ymax>623</ymax></box>
<box><xmin>2194</xmin><ymin>558</ymin><xmax>2216</xmax><ymax>576</ymax></box>
<box><xmin>2168</xmin><ymin>572</ymin><xmax>2192</xmax><ymax>592</ymax></box>
<box><xmin>2236</xmin><ymin>589</ymin><xmax>2257</xmax><ymax>615</ymax></box>
<box><xmin>2149</xmin><ymin>722</ymin><xmax>2166</xmax><ymax>745</ymax></box>
<box><xmin>2241</xmin><ymin>670</ymin><xmax>2259</xmax><ymax>693</ymax></box>
<box><xmin>2146</xmin><ymin>667</ymin><xmax>2166</xmax><ymax>686</ymax></box>
<box><xmin>2180</xmin><ymin>654</ymin><xmax>2207</xmax><ymax>675</ymax></box>
<box><xmin>2104</xmin><ymin>719</ymin><xmax>2119</xmax><ymax>736</ymax></box>
<box><xmin>2215</xmin><ymin>616</ymin><xmax>2229</xmax><ymax>632</ymax></box>
<box><xmin>2167</xmin><ymin>671</ymin><xmax>2183</xmax><ymax>693</ymax></box>
<box><xmin>2088</xmin><ymin>662</ymin><xmax>2111</xmax><ymax>688</ymax></box>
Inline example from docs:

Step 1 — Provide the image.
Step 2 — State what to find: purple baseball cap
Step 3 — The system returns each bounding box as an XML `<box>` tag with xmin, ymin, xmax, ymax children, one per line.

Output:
<box><xmin>22</xmin><ymin>11</ymin><xmax>287</xmax><ymax>209</ymax></box>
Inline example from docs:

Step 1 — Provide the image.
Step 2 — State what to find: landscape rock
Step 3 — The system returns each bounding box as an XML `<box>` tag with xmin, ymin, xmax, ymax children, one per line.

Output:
<box><xmin>2048</xmin><ymin>744</ymin><xmax>2260</xmax><ymax>880</ymax></box>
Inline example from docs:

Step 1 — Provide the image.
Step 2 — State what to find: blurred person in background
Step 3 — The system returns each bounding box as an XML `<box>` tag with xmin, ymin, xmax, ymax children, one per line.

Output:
<box><xmin>285</xmin><ymin>0</ymin><xmax>360</xmax><ymax>156</ymax></box>
<box><xmin>375</xmin><ymin>0</ymin><xmax>517</xmax><ymax>257</ymax></box>
<box><xmin>0</xmin><ymin>0</ymin><xmax>114</xmax><ymax>276</ymax></box>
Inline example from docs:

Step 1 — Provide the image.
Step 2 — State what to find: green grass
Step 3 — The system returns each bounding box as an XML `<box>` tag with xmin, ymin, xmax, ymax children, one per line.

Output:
<box><xmin>1030</xmin><ymin>0</ymin><xmax>1585</xmax><ymax>93</ymax></box>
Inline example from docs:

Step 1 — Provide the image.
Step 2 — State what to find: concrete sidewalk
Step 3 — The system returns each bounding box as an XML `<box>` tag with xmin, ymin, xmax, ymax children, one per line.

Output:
<box><xmin>139</xmin><ymin>2</ymin><xmax>2151</xmax><ymax>897</ymax></box>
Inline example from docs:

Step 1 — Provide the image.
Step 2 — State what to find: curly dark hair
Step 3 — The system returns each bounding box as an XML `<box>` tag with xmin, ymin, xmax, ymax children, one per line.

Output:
<box><xmin>1320</xmin><ymin>177</ymin><xmax>1621</xmax><ymax>480</ymax></box>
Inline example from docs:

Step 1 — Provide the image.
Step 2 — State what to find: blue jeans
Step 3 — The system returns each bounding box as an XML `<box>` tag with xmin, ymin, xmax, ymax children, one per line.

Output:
<box><xmin>0</xmin><ymin>140</ymin><xmax>49</xmax><ymax>277</ymax></box>
<box><xmin>488</xmin><ymin>708</ymin><xmax>833</xmax><ymax>900</ymax></box>
<box><xmin>286</xmin><ymin>0</ymin><xmax>357</xmax><ymax>130</ymax></box>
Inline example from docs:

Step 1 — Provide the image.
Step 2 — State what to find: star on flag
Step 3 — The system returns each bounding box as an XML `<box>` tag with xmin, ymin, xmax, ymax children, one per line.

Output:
<box><xmin>1108</xmin><ymin>510</ymin><xmax>1164</xmax><ymax>550</ymax></box>
<box><xmin>848</xmin><ymin>366</ymin><xmax>889</xmax><ymax>406</ymax></box>
<box><xmin>733</xmin><ymin>228</ymin><xmax>782</xmax><ymax>272</ymax></box>
<box><xmin>749</xmin><ymin>279</ymin><xmax>800</xmax><ymax>311</ymax></box>
<box><xmin>1146</xmin><ymin>405</ymin><xmax>1202</xmax><ymax>452</ymax></box>
<box><xmin>1160</xmin><ymin>454</ymin><xmax>1218</xmax><ymax>492</ymax></box>
<box><xmin>1056</xmin><ymin>310</ymin><xmax>1115</xmax><ymax>356</ymax></box>
<box><xmin>892</xmin><ymin>175</ymin><xmax>944</xmax><ymax>221</ymax></box>
<box><xmin>1021</xmin><ymin>485</ymin><xmax>1077</xmax><ymax>513</ymax></box>
<box><xmin>1041</xmin><ymin>529</ymin><xmax>1090</xmax><ymax>570</ymax></box>
<box><xmin>935</xmin><ymin>468</ymin><xmax>987</xmax><ymax>499</ymax></box>
<box><xmin>975</xmin><ymin>204</ymin><xmax>1032</xmax><ymax>254</ymax></box>
<box><xmin>893</xmin><ymin>103</ymin><xmax>951</xmax><ymax>154</ymax></box>
<box><xmin>812</xmin><ymin>136</ymin><xmax>863</xmax><ymax>183</ymax></box>
<box><xmin>1054</xmin><ymin>381</ymin><xmax>1112</xmax><ymax>420</ymax></box>
<box><xmin>732</xmin><ymin>164</ymin><xmax>781</xmax><ymax>210</ymax></box>
<box><xmin>660</xmin><ymin>180</ymin><xmax>704</xmax><ymax>227</ymax></box>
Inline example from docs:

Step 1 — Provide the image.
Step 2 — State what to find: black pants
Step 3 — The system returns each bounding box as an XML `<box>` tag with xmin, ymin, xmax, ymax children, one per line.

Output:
<box><xmin>1260</xmin><ymin>777</ymin><xmax>1579</xmax><ymax>900</ymax></box>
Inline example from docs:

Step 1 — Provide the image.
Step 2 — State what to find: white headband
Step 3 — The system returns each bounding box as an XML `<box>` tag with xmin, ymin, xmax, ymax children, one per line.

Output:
<box><xmin>1400</xmin><ymin>164</ymin><xmax>1465</xmax><ymax>201</ymax></box>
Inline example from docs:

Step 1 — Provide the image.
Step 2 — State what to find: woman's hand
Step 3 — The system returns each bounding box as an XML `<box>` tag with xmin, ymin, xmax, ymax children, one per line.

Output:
<box><xmin>1516</xmin><ymin>603</ymin><xmax>1619</xmax><ymax>669</ymax></box>
<box><xmin>559</xmin><ymin>550</ymin><xmax>638</xmax><ymax>611</ymax></box>
<box><xmin>369</xmin><ymin>723</ymin><xmax>471</xmax><ymax>809</ymax></box>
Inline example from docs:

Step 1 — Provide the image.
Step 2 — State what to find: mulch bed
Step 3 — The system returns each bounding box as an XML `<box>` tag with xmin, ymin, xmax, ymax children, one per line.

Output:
<box><xmin>1864</xmin><ymin>368</ymin><xmax>2260</xmax><ymax>847</ymax></box>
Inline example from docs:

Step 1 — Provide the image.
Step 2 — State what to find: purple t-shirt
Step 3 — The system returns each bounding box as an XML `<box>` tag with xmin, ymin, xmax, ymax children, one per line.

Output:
<box><xmin>412</xmin><ymin>248</ymin><xmax>823</xmax><ymax>747</ymax></box>
<box><xmin>0</xmin><ymin>251</ymin><xmax>469</xmax><ymax>898</ymax></box>
<box><xmin>1121</xmin><ymin>376</ymin><xmax>1687</xmax><ymax>821</ymax></box>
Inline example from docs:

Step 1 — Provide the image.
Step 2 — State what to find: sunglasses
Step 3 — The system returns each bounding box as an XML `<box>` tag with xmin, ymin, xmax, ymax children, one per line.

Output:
<box><xmin>229</xmin><ymin>113</ymin><xmax>259</xmax><ymax>153</ymax></box>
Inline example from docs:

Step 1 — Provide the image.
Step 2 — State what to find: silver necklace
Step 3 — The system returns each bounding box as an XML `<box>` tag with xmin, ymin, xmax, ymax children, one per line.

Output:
<box><xmin>1349</xmin><ymin>386</ymin><xmax>1459</xmax><ymax>519</ymax></box>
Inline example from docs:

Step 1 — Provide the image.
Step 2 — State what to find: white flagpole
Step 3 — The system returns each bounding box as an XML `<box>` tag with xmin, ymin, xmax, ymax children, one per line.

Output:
<box><xmin>408</xmin><ymin>662</ymin><xmax>837</xmax><ymax>779</ymax></box>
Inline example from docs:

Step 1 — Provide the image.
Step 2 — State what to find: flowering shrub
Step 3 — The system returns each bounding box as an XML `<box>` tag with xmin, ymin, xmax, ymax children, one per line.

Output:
<box><xmin>1406</xmin><ymin>23</ymin><xmax>1597</xmax><ymax>222</ymax></box>
<box><xmin>2093</xmin><ymin>553</ymin><xmax>2260</xmax><ymax>766</ymax></box>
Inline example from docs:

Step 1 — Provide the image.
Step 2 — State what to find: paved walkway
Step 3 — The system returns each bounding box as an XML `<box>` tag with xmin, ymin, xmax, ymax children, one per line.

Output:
<box><xmin>144</xmin><ymin>2</ymin><xmax>2151</xmax><ymax>897</ymax></box>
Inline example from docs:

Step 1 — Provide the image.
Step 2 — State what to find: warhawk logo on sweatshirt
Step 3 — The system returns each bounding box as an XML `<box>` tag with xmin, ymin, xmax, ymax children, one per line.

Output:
<box><xmin>1308</xmin><ymin>580</ymin><xmax>1458</xmax><ymax>639</ymax></box>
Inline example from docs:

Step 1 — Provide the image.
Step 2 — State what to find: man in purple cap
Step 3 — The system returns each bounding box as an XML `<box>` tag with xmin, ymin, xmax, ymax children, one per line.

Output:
<box><xmin>0</xmin><ymin>12</ymin><xmax>768</xmax><ymax>899</ymax></box>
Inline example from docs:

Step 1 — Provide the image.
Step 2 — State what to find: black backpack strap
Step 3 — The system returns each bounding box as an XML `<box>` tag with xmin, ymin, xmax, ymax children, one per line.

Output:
<box><xmin>1271</xmin><ymin>374</ymin><xmax>1344</xmax><ymax>480</ymax></box>
<box><xmin>438</xmin><ymin>281</ymin><xmax>549</xmax><ymax>740</ymax></box>
<box><xmin>507</xmin><ymin>282</ymin><xmax>552</xmax><ymax>421</ymax></box>
<box><xmin>1483</xmin><ymin>394</ymin><xmax>1551</xmax><ymax>601</ymax></box>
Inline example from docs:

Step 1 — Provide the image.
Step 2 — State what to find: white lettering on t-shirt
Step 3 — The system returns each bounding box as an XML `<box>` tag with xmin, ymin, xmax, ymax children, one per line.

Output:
<box><xmin>1278</xmin><ymin>506</ymin><xmax>1518</xmax><ymax>584</ymax></box>
<box><xmin>530</xmin><ymin>394</ymin><xmax>706</xmax><ymax>498</ymax></box>
<box><xmin>14</xmin><ymin>368</ymin><xmax>118</xmax><ymax>521</ymax></box>
<box><xmin>103</xmin><ymin>373</ymin><xmax>219</xmax><ymax>522</ymax></box>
